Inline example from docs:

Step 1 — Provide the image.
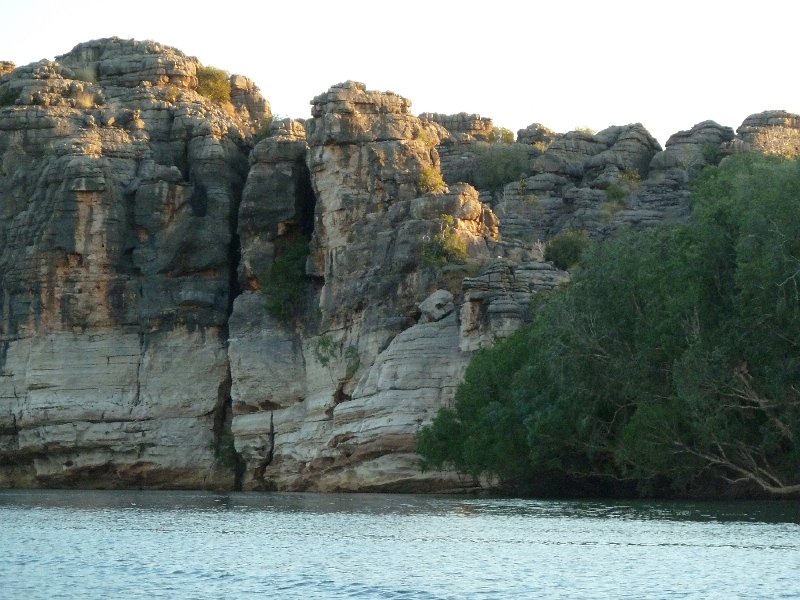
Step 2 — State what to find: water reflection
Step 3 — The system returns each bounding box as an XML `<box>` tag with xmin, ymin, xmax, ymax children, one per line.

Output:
<box><xmin>1</xmin><ymin>489</ymin><xmax>799</xmax><ymax>524</ymax></box>
<box><xmin>2</xmin><ymin>489</ymin><xmax>798</xmax><ymax>599</ymax></box>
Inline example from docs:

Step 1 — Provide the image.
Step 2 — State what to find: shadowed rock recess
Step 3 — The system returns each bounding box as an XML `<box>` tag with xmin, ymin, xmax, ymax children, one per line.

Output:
<box><xmin>1</xmin><ymin>39</ymin><xmax>797</xmax><ymax>491</ymax></box>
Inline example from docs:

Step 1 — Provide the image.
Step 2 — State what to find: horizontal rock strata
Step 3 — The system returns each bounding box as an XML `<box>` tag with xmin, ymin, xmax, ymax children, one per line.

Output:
<box><xmin>2</xmin><ymin>38</ymin><xmax>798</xmax><ymax>491</ymax></box>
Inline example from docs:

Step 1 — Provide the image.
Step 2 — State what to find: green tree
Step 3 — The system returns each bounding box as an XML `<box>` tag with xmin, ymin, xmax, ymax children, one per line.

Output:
<box><xmin>489</xmin><ymin>126</ymin><xmax>515</xmax><ymax>144</ymax></box>
<box><xmin>419</xmin><ymin>152</ymin><xmax>800</xmax><ymax>497</ymax></box>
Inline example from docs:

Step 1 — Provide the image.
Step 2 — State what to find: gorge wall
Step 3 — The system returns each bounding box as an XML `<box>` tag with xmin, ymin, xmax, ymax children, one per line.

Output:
<box><xmin>1</xmin><ymin>38</ymin><xmax>797</xmax><ymax>491</ymax></box>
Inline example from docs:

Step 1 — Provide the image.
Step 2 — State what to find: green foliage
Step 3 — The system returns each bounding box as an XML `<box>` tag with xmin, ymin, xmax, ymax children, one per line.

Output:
<box><xmin>418</xmin><ymin>165</ymin><xmax>446</xmax><ymax>193</ymax></box>
<box><xmin>471</xmin><ymin>142</ymin><xmax>531</xmax><ymax>192</ymax></box>
<box><xmin>605</xmin><ymin>183</ymin><xmax>627</xmax><ymax>203</ymax></box>
<box><xmin>262</xmin><ymin>236</ymin><xmax>309</xmax><ymax>322</ymax></box>
<box><xmin>417</xmin><ymin>327</ymin><xmax>537</xmax><ymax>486</ymax></box>
<box><xmin>489</xmin><ymin>126</ymin><xmax>515</xmax><ymax>144</ymax></box>
<box><xmin>416</xmin><ymin>127</ymin><xmax>439</xmax><ymax>148</ymax></box>
<box><xmin>544</xmin><ymin>230</ymin><xmax>589</xmax><ymax>270</ymax></box>
<box><xmin>422</xmin><ymin>214</ymin><xmax>468</xmax><ymax>267</ymax></box>
<box><xmin>196</xmin><ymin>65</ymin><xmax>232</xmax><ymax>103</ymax></box>
<box><xmin>574</xmin><ymin>126</ymin><xmax>596</xmax><ymax>136</ymax></box>
<box><xmin>313</xmin><ymin>335</ymin><xmax>337</xmax><ymax>367</ymax></box>
<box><xmin>254</xmin><ymin>115</ymin><xmax>275</xmax><ymax>141</ymax></box>
<box><xmin>701</xmin><ymin>143</ymin><xmax>722</xmax><ymax>165</ymax></box>
<box><xmin>313</xmin><ymin>337</ymin><xmax>361</xmax><ymax>381</ymax></box>
<box><xmin>419</xmin><ymin>152</ymin><xmax>800</xmax><ymax>497</ymax></box>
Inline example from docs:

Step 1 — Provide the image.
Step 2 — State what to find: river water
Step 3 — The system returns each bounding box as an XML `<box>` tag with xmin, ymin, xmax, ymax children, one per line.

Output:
<box><xmin>1</xmin><ymin>490</ymin><xmax>798</xmax><ymax>599</ymax></box>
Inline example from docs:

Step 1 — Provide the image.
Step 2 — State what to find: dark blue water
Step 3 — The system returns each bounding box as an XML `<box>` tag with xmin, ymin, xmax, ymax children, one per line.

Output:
<box><xmin>1</xmin><ymin>490</ymin><xmax>798</xmax><ymax>599</ymax></box>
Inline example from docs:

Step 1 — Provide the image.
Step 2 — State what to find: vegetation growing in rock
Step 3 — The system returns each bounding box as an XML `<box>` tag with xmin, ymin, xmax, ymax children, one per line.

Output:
<box><xmin>415</xmin><ymin>127</ymin><xmax>439</xmax><ymax>148</ymax></box>
<box><xmin>422</xmin><ymin>214</ymin><xmax>468</xmax><ymax>267</ymax></box>
<box><xmin>471</xmin><ymin>142</ymin><xmax>530</xmax><ymax>192</ymax></box>
<box><xmin>196</xmin><ymin>65</ymin><xmax>232</xmax><ymax>103</ymax></box>
<box><xmin>418</xmin><ymin>165</ymin><xmax>446</xmax><ymax>193</ymax></box>
<box><xmin>419</xmin><ymin>152</ymin><xmax>800</xmax><ymax>497</ymax></box>
<box><xmin>544</xmin><ymin>230</ymin><xmax>589</xmax><ymax>270</ymax></box>
<box><xmin>752</xmin><ymin>125</ymin><xmax>800</xmax><ymax>159</ymax></box>
<box><xmin>262</xmin><ymin>236</ymin><xmax>310</xmax><ymax>322</ymax></box>
<box><xmin>605</xmin><ymin>183</ymin><xmax>627</xmax><ymax>203</ymax></box>
<box><xmin>489</xmin><ymin>126</ymin><xmax>515</xmax><ymax>144</ymax></box>
<box><xmin>213</xmin><ymin>430</ymin><xmax>242</xmax><ymax>472</ymax></box>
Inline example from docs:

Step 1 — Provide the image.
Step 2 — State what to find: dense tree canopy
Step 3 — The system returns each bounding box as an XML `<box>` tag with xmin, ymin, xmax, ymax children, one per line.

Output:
<box><xmin>418</xmin><ymin>153</ymin><xmax>800</xmax><ymax>497</ymax></box>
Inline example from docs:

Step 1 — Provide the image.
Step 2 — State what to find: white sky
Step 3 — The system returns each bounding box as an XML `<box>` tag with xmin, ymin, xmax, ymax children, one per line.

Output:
<box><xmin>1</xmin><ymin>0</ymin><xmax>797</xmax><ymax>145</ymax></box>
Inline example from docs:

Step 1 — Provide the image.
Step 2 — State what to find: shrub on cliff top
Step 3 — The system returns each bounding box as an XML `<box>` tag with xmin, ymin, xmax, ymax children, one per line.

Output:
<box><xmin>196</xmin><ymin>65</ymin><xmax>231</xmax><ymax>104</ymax></box>
<box><xmin>489</xmin><ymin>126</ymin><xmax>515</xmax><ymax>144</ymax></box>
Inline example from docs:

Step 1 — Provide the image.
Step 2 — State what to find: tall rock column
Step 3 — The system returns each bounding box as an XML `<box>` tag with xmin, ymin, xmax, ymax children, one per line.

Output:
<box><xmin>231</xmin><ymin>82</ymin><xmax>502</xmax><ymax>491</ymax></box>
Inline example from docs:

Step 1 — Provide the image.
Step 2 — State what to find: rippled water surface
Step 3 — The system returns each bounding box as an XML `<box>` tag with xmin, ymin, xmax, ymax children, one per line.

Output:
<box><xmin>1</xmin><ymin>490</ymin><xmax>799</xmax><ymax>599</ymax></box>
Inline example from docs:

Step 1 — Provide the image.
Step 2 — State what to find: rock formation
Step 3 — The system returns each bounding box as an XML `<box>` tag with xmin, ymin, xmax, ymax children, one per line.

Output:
<box><xmin>231</xmin><ymin>82</ymin><xmax>511</xmax><ymax>491</ymax></box>
<box><xmin>1</xmin><ymin>38</ymin><xmax>798</xmax><ymax>492</ymax></box>
<box><xmin>0</xmin><ymin>38</ymin><xmax>268</xmax><ymax>488</ymax></box>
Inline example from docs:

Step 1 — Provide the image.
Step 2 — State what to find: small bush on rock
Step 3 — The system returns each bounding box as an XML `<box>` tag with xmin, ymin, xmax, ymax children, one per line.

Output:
<box><xmin>422</xmin><ymin>214</ymin><xmax>468</xmax><ymax>267</ymax></box>
<box><xmin>418</xmin><ymin>166</ymin><xmax>446</xmax><ymax>194</ymax></box>
<box><xmin>472</xmin><ymin>143</ymin><xmax>531</xmax><ymax>192</ymax></box>
<box><xmin>544</xmin><ymin>230</ymin><xmax>589</xmax><ymax>270</ymax></box>
<box><xmin>262</xmin><ymin>236</ymin><xmax>310</xmax><ymax>322</ymax></box>
<box><xmin>196</xmin><ymin>65</ymin><xmax>231</xmax><ymax>104</ymax></box>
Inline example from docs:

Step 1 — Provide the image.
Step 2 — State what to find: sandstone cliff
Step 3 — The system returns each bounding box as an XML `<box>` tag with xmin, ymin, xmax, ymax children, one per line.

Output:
<box><xmin>1</xmin><ymin>38</ymin><xmax>797</xmax><ymax>491</ymax></box>
<box><xmin>0</xmin><ymin>38</ymin><xmax>268</xmax><ymax>488</ymax></box>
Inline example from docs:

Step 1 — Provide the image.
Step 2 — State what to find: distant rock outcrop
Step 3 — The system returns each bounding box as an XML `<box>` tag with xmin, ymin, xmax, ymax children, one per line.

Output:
<box><xmin>1</xmin><ymin>38</ymin><xmax>798</xmax><ymax>492</ymax></box>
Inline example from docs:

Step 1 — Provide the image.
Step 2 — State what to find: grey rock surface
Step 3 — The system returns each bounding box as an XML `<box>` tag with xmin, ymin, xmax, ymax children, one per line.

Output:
<box><xmin>0</xmin><ymin>38</ymin><xmax>268</xmax><ymax>488</ymax></box>
<box><xmin>0</xmin><ymin>38</ymin><xmax>792</xmax><ymax>492</ymax></box>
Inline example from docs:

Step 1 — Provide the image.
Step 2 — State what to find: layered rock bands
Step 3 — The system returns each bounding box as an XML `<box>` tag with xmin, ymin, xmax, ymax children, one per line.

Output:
<box><xmin>1</xmin><ymin>38</ymin><xmax>797</xmax><ymax>491</ymax></box>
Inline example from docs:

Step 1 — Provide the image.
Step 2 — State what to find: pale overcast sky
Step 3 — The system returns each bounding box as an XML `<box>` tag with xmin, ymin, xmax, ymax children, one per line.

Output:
<box><xmin>1</xmin><ymin>0</ymin><xmax>797</xmax><ymax>145</ymax></box>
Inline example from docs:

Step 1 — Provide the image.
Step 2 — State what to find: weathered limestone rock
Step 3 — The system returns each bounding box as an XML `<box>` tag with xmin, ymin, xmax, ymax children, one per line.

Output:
<box><xmin>460</xmin><ymin>260</ymin><xmax>568</xmax><ymax>351</ymax></box>
<box><xmin>419</xmin><ymin>112</ymin><xmax>494</xmax><ymax>142</ymax></box>
<box><xmin>230</xmin><ymin>83</ymin><xmax>502</xmax><ymax>491</ymax></box>
<box><xmin>736</xmin><ymin>110</ymin><xmax>800</xmax><ymax>143</ymax></box>
<box><xmin>735</xmin><ymin>110</ymin><xmax>800</xmax><ymax>158</ymax></box>
<box><xmin>0</xmin><ymin>38</ymin><xmax>269</xmax><ymax>488</ymax></box>
<box><xmin>492</xmin><ymin>124</ymin><xmax>663</xmax><ymax>248</ymax></box>
<box><xmin>649</xmin><ymin>120</ymin><xmax>734</xmax><ymax>180</ymax></box>
<box><xmin>3</xmin><ymin>38</ymin><xmax>797</xmax><ymax>494</ymax></box>
<box><xmin>517</xmin><ymin>123</ymin><xmax>558</xmax><ymax>147</ymax></box>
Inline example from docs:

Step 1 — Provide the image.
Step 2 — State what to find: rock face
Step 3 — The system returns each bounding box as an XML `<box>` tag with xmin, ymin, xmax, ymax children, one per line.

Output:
<box><xmin>230</xmin><ymin>82</ymin><xmax>508</xmax><ymax>491</ymax></box>
<box><xmin>0</xmin><ymin>38</ymin><xmax>268</xmax><ymax>488</ymax></box>
<box><xmin>2</xmin><ymin>38</ymin><xmax>797</xmax><ymax>492</ymax></box>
